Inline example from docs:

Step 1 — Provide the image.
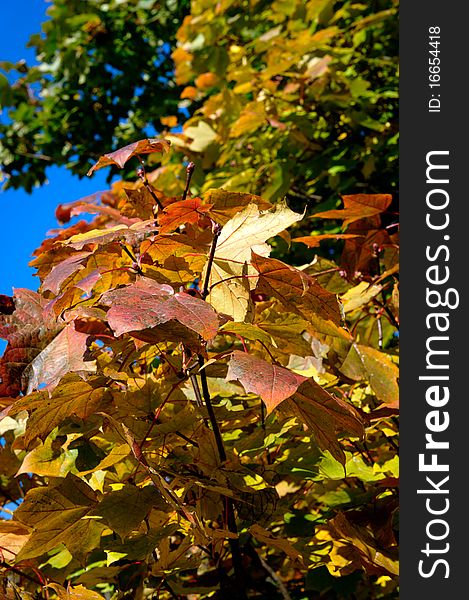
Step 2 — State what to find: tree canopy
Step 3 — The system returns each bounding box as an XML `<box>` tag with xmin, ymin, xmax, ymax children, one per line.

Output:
<box><xmin>1</xmin><ymin>0</ymin><xmax>398</xmax><ymax>202</ymax></box>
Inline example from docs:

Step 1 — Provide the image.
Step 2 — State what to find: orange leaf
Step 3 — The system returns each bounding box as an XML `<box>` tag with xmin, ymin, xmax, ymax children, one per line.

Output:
<box><xmin>313</xmin><ymin>194</ymin><xmax>392</xmax><ymax>228</ymax></box>
<box><xmin>293</xmin><ymin>234</ymin><xmax>363</xmax><ymax>248</ymax></box>
<box><xmin>159</xmin><ymin>197</ymin><xmax>212</xmax><ymax>234</ymax></box>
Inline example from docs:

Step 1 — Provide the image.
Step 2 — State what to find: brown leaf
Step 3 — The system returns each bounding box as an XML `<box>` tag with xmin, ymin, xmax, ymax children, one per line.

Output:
<box><xmin>25</xmin><ymin>322</ymin><xmax>97</xmax><ymax>394</ymax></box>
<box><xmin>159</xmin><ymin>197</ymin><xmax>212</xmax><ymax>233</ymax></box>
<box><xmin>313</xmin><ymin>194</ymin><xmax>392</xmax><ymax>228</ymax></box>
<box><xmin>0</xmin><ymin>289</ymin><xmax>58</xmax><ymax>397</ymax></box>
<box><xmin>226</xmin><ymin>350</ymin><xmax>307</xmax><ymax>414</ymax></box>
<box><xmin>282</xmin><ymin>379</ymin><xmax>364</xmax><ymax>464</ymax></box>
<box><xmin>252</xmin><ymin>253</ymin><xmax>340</xmax><ymax>325</ymax></box>
<box><xmin>87</xmin><ymin>138</ymin><xmax>171</xmax><ymax>175</ymax></box>
<box><xmin>101</xmin><ymin>277</ymin><xmax>219</xmax><ymax>341</ymax></box>
<box><xmin>0</xmin><ymin>294</ymin><xmax>15</xmax><ymax>315</ymax></box>
<box><xmin>204</xmin><ymin>189</ymin><xmax>272</xmax><ymax>225</ymax></box>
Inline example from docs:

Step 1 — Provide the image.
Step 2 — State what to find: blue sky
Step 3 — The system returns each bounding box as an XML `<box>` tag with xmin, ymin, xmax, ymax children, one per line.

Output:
<box><xmin>0</xmin><ymin>0</ymin><xmax>108</xmax><ymax>296</ymax></box>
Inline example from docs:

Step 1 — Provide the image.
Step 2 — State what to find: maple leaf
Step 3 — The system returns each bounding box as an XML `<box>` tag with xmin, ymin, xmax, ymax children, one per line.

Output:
<box><xmin>42</xmin><ymin>251</ymin><xmax>92</xmax><ymax>295</ymax></box>
<box><xmin>313</xmin><ymin>194</ymin><xmax>392</xmax><ymax>228</ymax></box>
<box><xmin>204</xmin><ymin>202</ymin><xmax>302</xmax><ymax>321</ymax></box>
<box><xmin>101</xmin><ymin>277</ymin><xmax>219</xmax><ymax>341</ymax></box>
<box><xmin>226</xmin><ymin>350</ymin><xmax>307</xmax><ymax>414</ymax></box>
<box><xmin>14</xmin><ymin>474</ymin><xmax>100</xmax><ymax>562</ymax></box>
<box><xmin>204</xmin><ymin>189</ymin><xmax>272</xmax><ymax>225</ymax></box>
<box><xmin>87</xmin><ymin>138</ymin><xmax>171</xmax><ymax>175</ymax></box>
<box><xmin>252</xmin><ymin>253</ymin><xmax>340</xmax><ymax>325</ymax></box>
<box><xmin>10</xmin><ymin>375</ymin><xmax>111</xmax><ymax>447</ymax></box>
<box><xmin>0</xmin><ymin>289</ymin><xmax>59</xmax><ymax>397</ymax></box>
<box><xmin>159</xmin><ymin>197</ymin><xmax>212</xmax><ymax>233</ymax></box>
<box><xmin>283</xmin><ymin>379</ymin><xmax>364</xmax><ymax>464</ymax></box>
<box><xmin>24</xmin><ymin>322</ymin><xmax>97</xmax><ymax>394</ymax></box>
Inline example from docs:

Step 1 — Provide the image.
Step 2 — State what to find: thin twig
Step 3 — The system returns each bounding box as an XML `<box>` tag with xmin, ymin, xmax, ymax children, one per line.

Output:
<box><xmin>182</xmin><ymin>162</ymin><xmax>195</xmax><ymax>201</ymax></box>
<box><xmin>259</xmin><ymin>556</ymin><xmax>293</xmax><ymax>600</ymax></box>
<box><xmin>202</xmin><ymin>222</ymin><xmax>222</xmax><ymax>299</ymax></box>
<box><xmin>137</xmin><ymin>158</ymin><xmax>164</xmax><ymax>210</ymax></box>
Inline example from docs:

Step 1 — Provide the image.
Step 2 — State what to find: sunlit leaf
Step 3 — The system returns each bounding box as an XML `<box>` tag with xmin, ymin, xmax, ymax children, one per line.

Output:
<box><xmin>87</xmin><ymin>138</ymin><xmax>171</xmax><ymax>175</ymax></box>
<box><xmin>226</xmin><ymin>350</ymin><xmax>307</xmax><ymax>414</ymax></box>
<box><xmin>101</xmin><ymin>277</ymin><xmax>219</xmax><ymax>340</ymax></box>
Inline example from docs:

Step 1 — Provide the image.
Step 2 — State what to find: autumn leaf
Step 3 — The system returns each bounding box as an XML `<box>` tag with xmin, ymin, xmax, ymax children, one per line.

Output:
<box><xmin>25</xmin><ymin>322</ymin><xmax>96</xmax><ymax>394</ymax></box>
<box><xmin>42</xmin><ymin>251</ymin><xmax>92</xmax><ymax>295</ymax></box>
<box><xmin>204</xmin><ymin>203</ymin><xmax>302</xmax><ymax>321</ymax></box>
<box><xmin>252</xmin><ymin>253</ymin><xmax>340</xmax><ymax>325</ymax></box>
<box><xmin>0</xmin><ymin>289</ymin><xmax>59</xmax><ymax>397</ymax></box>
<box><xmin>340</xmin><ymin>344</ymin><xmax>399</xmax><ymax>406</ymax></box>
<box><xmin>92</xmin><ymin>484</ymin><xmax>162</xmax><ymax>538</ymax></box>
<box><xmin>101</xmin><ymin>277</ymin><xmax>219</xmax><ymax>340</ymax></box>
<box><xmin>64</xmin><ymin>220</ymin><xmax>157</xmax><ymax>250</ymax></box>
<box><xmin>249</xmin><ymin>523</ymin><xmax>304</xmax><ymax>565</ymax></box>
<box><xmin>226</xmin><ymin>351</ymin><xmax>307</xmax><ymax>414</ymax></box>
<box><xmin>293</xmin><ymin>233</ymin><xmax>362</xmax><ymax>248</ymax></box>
<box><xmin>11</xmin><ymin>375</ymin><xmax>111</xmax><ymax>447</ymax></box>
<box><xmin>159</xmin><ymin>197</ymin><xmax>212</xmax><ymax>233</ymax></box>
<box><xmin>204</xmin><ymin>188</ymin><xmax>272</xmax><ymax>225</ymax></box>
<box><xmin>0</xmin><ymin>521</ymin><xmax>31</xmax><ymax>561</ymax></box>
<box><xmin>87</xmin><ymin>138</ymin><xmax>171</xmax><ymax>175</ymax></box>
<box><xmin>14</xmin><ymin>474</ymin><xmax>100</xmax><ymax>561</ymax></box>
<box><xmin>46</xmin><ymin>584</ymin><xmax>105</xmax><ymax>600</ymax></box>
<box><xmin>313</xmin><ymin>194</ymin><xmax>392</xmax><ymax>228</ymax></box>
<box><xmin>283</xmin><ymin>379</ymin><xmax>364</xmax><ymax>464</ymax></box>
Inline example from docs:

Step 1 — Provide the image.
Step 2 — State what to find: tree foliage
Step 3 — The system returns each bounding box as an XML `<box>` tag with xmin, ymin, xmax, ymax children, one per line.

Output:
<box><xmin>0</xmin><ymin>137</ymin><xmax>399</xmax><ymax>598</ymax></box>
<box><xmin>0</xmin><ymin>0</ymin><xmax>190</xmax><ymax>191</ymax></box>
<box><xmin>1</xmin><ymin>0</ymin><xmax>397</xmax><ymax>204</ymax></box>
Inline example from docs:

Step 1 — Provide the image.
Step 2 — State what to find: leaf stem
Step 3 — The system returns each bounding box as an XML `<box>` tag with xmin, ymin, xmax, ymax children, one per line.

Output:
<box><xmin>182</xmin><ymin>161</ymin><xmax>195</xmax><ymax>201</ymax></box>
<box><xmin>202</xmin><ymin>222</ymin><xmax>222</xmax><ymax>299</ymax></box>
<box><xmin>137</xmin><ymin>158</ymin><xmax>164</xmax><ymax>210</ymax></box>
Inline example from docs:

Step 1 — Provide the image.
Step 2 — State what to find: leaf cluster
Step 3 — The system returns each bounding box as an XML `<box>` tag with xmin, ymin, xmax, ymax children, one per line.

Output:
<box><xmin>0</xmin><ymin>141</ymin><xmax>399</xmax><ymax>598</ymax></box>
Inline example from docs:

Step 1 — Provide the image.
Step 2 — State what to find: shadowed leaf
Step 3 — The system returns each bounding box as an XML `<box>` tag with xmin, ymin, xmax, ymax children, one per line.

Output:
<box><xmin>252</xmin><ymin>253</ymin><xmax>340</xmax><ymax>325</ymax></box>
<box><xmin>283</xmin><ymin>379</ymin><xmax>364</xmax><ymax>464</ymax></box>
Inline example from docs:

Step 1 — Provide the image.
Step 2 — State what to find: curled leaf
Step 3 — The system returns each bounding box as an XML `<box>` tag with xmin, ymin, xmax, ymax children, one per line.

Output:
<box><xmin>87</xmin><ymin>138</ymin><xmax>171</xmax><ymax>176</ymax></box>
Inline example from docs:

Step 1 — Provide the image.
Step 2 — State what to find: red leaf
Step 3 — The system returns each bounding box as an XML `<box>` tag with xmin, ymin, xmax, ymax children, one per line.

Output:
<box><xmin>251</xmin><ymin>253</ymin><xmax>340</xmax><ymax>325</ymax></box>
<box><xmin>100</xmin><ymin>277</ymin><xmax>219</xmax><ymax>341</ymax></box>
<box><xmin>87</xmin><ymin>138</ymin><xmax>171</xmax><ymax>175</ymax></box>
<box><xmin>0</xmin><ymin>290</ymin><xmax>58</xmax><ymax>397</ymax></box>
<box><xmin>159</xmin><ymin>197</ymin><xmax>212</xmax><ymax>233</ymax></box>
<box><xmin>226</xmin><ymin>351</ymin><xmax>307</xmax><ymax>414</ymax></box>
